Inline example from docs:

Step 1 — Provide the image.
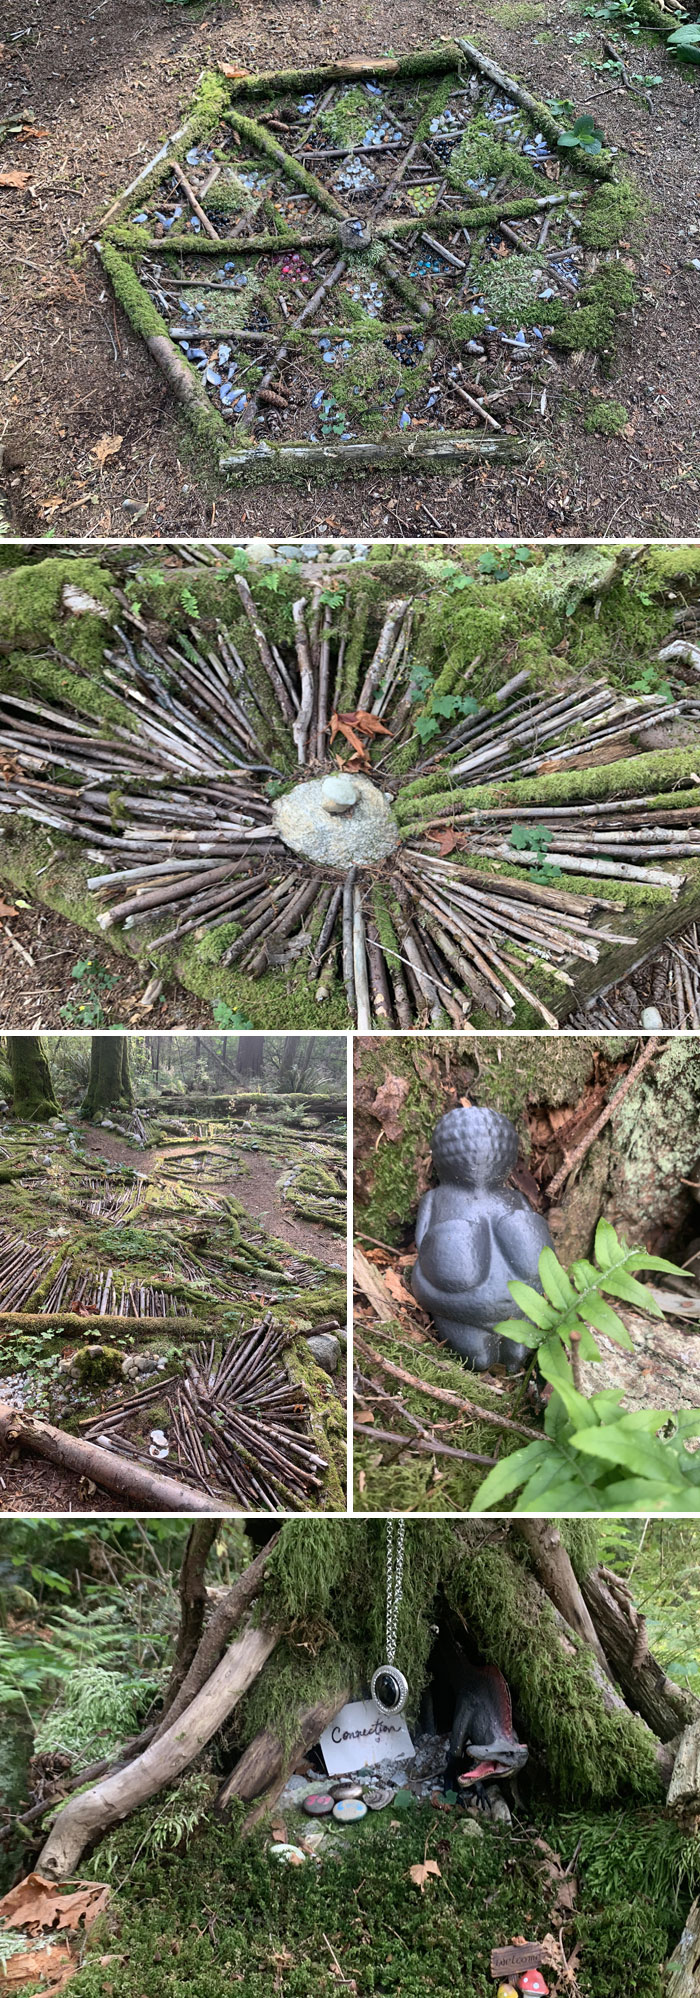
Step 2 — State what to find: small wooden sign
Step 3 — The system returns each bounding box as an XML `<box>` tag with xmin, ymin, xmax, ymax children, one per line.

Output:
<box><xmin>491</xmin><ymin>1944</ymin><xmax>544</xmax><ymax>1978</ymax></box>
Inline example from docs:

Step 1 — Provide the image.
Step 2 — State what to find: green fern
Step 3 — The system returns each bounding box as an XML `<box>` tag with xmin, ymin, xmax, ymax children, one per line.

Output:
<box><xmin>35</xmin><ymin>1664</ymin><xmax>161</xmax><ymax>1759</ymax></box>
<box><xmin>473</xmin><ymin>1225</ymin><xmax>700</xmax><ymax>1515</ymax></box>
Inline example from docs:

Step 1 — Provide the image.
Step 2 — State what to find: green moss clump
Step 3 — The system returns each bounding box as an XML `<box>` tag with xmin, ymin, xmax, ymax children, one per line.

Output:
<box><xmin>70</xmin><ymin>1344</ymin><xmax>124</xmax><ymax>1388</ymax></box>
<box><xmin>579</xmin><ymin>175</ymin><xmax>644</xmax><ymax>251</ymax></box>
<box><xmin>585</xmin><ymin>399</ymin><xmax>629</xmax><ymax>436</ymax></box>
<box><xmin>470</xmin><ymin>248</ymin><xmax>546</xmax><ymax>331</ymax></box>
<box><xmin>447</xmin><ymin>122</ymin><xmax>540</xmax><ymax>196</ymax></box>
<box><xmin>549</xmin><ymin>263</ymin><xmax>636</xmax><ymax>359</ymax></box>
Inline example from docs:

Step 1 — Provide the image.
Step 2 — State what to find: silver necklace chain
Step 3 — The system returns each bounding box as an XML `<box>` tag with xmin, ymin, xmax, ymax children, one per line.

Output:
<box><xmin>385</xmin><ymin>1519</ymin><xmax>405</xmax><ymax>1668</ymax></box>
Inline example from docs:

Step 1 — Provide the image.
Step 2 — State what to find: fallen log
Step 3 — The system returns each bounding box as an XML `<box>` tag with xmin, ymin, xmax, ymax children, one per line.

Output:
<box><xmin>37</xmin><ymin>1619</ymin><xmax>278</xmax><ymax>1879</ymax></box>
<box><xmin>582</xmin><ymin>1566</ymin><xmax>700</xmax><ymax>1742</ymax></box>
<box><xmin>152</xmin><ymin>1533</ymin><xmax>281</xmax><ymax>1741</ymax></box>
<box><xmin>0</xmin><ymin>1404</ymin><xmax>231</xmax><ymax>1514</ymax></box>
<box><xmin>221</xmin><ymin>434</ymin><xmax>525</xmax><ymax>477</ymax></box>
<box><xmin>0</xmin><ymin>1312</ymin><xmax>196</xmax><ymax>1339</ymax></box>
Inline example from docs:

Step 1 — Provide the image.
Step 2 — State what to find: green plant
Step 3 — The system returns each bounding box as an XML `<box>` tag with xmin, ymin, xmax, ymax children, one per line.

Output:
<box><xmin>211</xmin><ymin>1001</ymin><xmax>254</xmax><ymax>1029</ymax></box>
<box><xmin>558</xmin><ymin>114</ymin><xmax>606</xmax><ymax>156</ymax></box>
<box><xmin>36</xmin><ymin>1663</ymin><xmax>161</xmax><ymax>1760</ymax></box>
<box><xmin>59</xmin><ymin>958</ymin><xmax>118</xmax><ymax>1029</ymax></box>
<box><xmin>509</xmin><ymin>822</ymin><xmax>562</xmax><ymax>882</ymax></box>
<box><xmin>472</xmin><ymin>1224</ymin><xmax>700</xmax><ymax>1513</ymax></box>
<box><xmin>629</xmin><ymin>664</ymin><xmax>674</xmax><ymax>703</ymax></box>
<box><xmin>478</xmin><ymin>546</ymin><xmax>532</xmax><ymax>581</ymax></box>
<box><xmin>583</xmin><ymin>0</ymin><xmax>641</xmax><ymax>31</ymax></box>
<box><xmin>668</xmin><ymin>23</ymin><xmax>700</xmax><ymax>62</ymax></box>
<box><xmin>180</xmin><ymin>585</ymin><xmax>200</xmax><ymax>620</ymax></box>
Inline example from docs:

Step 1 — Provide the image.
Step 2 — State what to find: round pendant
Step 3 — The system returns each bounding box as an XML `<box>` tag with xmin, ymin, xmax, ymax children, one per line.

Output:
<box><xmin>370</xmin><ymin>1664</ymin><xmax>409</xmax><ymax>1716</ymax></box>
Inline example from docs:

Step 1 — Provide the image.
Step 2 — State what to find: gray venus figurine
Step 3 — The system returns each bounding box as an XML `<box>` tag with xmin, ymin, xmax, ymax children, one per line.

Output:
<box><xmin>411</xmin><ymin>1105</ymin><xmax>554</xmax><ymax>1373</ymax></box>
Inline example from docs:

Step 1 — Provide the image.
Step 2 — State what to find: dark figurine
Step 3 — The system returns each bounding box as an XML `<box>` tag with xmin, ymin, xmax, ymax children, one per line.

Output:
<box><xmin>444</xmin><ymin>1657</ymin><xmax>529</xmax><ymax>1800</ymax></box>
<box><xmin>411</xmin><ymin>1104</ymin><xmax>554</xmax><ymax>1373</ymax></box>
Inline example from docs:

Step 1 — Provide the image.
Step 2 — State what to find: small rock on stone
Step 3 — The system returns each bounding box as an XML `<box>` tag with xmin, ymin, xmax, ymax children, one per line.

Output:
<box><xmin>641</xmin><ymin>1006</ymin><xmax>664</xmax><ymax>1031</ymax></box>
<box><xmin>306</xmin><ymin>1333</ymin><xmax>340</xmax><ymax>1375</ymax></box>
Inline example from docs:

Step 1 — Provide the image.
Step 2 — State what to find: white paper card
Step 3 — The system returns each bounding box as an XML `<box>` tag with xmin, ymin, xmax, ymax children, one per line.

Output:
<box><xmin>319</xmin><ymin>1700</ymin><xmax>416</xmax><ymax>1775</ymax></box>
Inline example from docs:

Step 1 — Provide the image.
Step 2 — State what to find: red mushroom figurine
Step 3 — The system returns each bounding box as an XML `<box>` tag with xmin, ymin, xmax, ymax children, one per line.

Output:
<box><xmin>517</xmin><ymin>1975</ymin><xmax>548</xmax><ymax>1996</ymax></box>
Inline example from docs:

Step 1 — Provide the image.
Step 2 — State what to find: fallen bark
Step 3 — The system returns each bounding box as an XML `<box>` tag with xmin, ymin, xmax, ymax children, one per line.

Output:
<box><xmin>151</xmin><ymin>1533</ymin><xmax>280</xmax><ymax>1741</ymax></box>
<box><xmin>216</xmin><ymin>1684</ymin><xmax>350</xmax><ymax>1817</ymax></box>
<box><xmin>517</xmin><ymin>1521</ymin><xmax>613</xmax><ymax>1680</ymax></box>
<box><xmin>0</xmin><ymin>1404</ymin><xmax>230</xmax><ymax>1514</ymax></box>
<box><xmin>666</xmin><ymin>1721</ymin><xmax>700</xmax><ymax>1816</ymax></box>
<box><xmin>37</xmin><ymin>1620</ymin><xmax>278</xmax><ymax>1879</ymax></box>
<box><xmin>582</xmin><ymin>1565</ymin><xmax>700</xmax><ymax>1742</ymax></box>
<box><xmin>666</xmin><ymin>1898</ymin><xmax>700</xmax><ymax>1998</ymax></box>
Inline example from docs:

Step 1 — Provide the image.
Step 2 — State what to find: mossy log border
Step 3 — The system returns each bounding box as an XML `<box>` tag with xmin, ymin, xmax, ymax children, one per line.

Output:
<box><xmin>95</xmin><ymin>39</ymin><xmax>621</xmax><ymax>483</ymax></box>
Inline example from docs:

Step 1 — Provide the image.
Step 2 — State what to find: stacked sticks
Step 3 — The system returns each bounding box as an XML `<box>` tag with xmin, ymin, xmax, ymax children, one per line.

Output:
<box><xmin>0</xmin><ymin>1233</ymin><xmax>57</xmax><ymax>1312</ymax></box>
<box><xmin>84</xmin><ymin>1312</ymin><xmax>327</xmax><ymax>1510</ymax></box>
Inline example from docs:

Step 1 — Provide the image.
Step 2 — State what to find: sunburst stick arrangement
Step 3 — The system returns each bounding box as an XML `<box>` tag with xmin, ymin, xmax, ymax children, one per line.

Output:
<box><xmin>2</xmin><ymin>569</ymin><xmax>700</xmax><ymax>1030</ymax></box>
<box><xmin>95</xmin><ymin>40</ymin><xmax>642</xmax><ymax>480</ymax></box>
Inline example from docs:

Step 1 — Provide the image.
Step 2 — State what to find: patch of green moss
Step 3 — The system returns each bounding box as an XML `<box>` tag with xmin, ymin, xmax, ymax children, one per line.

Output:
<box><xmin>0</xmin><ymin>558</ymin><xmax>118</xmax><ymax>678</ymax></box>
<box><xmin>585</xmin><ymin>399</ymin><xmax>629</xmax><ymax>436</ymax></box>
<box><xmin>549</xmin><ymin>262</ymin><xmax>636</xmax><ymax>359</ymax></box>
<box><xmin>470</xmin><ymin>247</ymin><xmax>547</xmax><ymax>331</ymax></box>
<box><xmin>579</xmin><ymin>175</ymin><xmax>644</xmax><ymax>251</ymax></box>
<box><xmin>447</xmin><ymin>121</ymin><xmax>540</xmax><ymax>197</ymax></box>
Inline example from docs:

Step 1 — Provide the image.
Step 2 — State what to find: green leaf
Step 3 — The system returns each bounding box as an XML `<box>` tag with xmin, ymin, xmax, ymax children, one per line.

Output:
<box><xmin>580</xmin><ymin>1291</ymin><xmax>634</xmax><ymax>1349</ymax></box>
<box><xmin>491</xmin><ymin>1315</ymin><xmax>541</xmax><ymax>1350</ymax></box>
<box><xmin>470</xmin><ymin>1441</ymin><xmax>550</xmax><ymax>1511</ymax></box>
<box><xmin>599</xmin><ymin>1267</ymin><xmax>662</xmax><ymax>1311</ymax></box>
<box><xmin>538</xmin><ymin>1246</ymin><xmax>576</xmax><ymax>1310</ymax></box>
<box><xmin>507</xmin><ymin>1280</ymin><xmax>558</xmax><ymax>1329</ymax></box>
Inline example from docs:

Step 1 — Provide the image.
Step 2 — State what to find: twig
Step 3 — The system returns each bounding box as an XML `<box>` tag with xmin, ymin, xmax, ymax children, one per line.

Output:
<box><xmin>546</xmin><ymin>1037</ymin><xmax>662</xmax><ymax>1201</ymax></box>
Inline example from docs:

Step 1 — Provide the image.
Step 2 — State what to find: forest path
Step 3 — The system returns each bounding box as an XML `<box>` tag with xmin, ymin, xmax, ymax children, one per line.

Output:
<box><xmin>233</xmin><ymin>1152</ymin><xmax>345</xmax><ymax>1270</ymax></box>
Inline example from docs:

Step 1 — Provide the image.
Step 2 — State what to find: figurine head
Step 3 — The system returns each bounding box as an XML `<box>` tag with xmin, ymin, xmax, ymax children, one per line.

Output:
<box><xmin>431</xmin><ymin>1106</ymin><xmax>518</xmax><ymax>1189</ymax></box>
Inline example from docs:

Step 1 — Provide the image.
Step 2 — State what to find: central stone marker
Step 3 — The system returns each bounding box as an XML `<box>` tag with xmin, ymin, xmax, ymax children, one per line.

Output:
<box><xmin>273</xmin><ymin>773</ymin><xmax>399</xmax><ymax>868</ymax></box>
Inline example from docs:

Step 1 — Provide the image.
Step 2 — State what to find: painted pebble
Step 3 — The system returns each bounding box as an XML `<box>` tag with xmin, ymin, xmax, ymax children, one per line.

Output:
<box><xmin>330</xmin><ymin>1783</ymin><xmax>363</xmax><ymax>1801</ymax></box>
<box><xmin>362</xmin><ymin>1786</ymin><xmax>395</xmax><ymax>1811</ymax></box>
<box><xmin>303</xmin><ymin>1793</ymin><xmax>335</xmax><ymax>1817</ymax></box>
<box><xmin>269</xmin><ymin>1843</ymin><xmax>306</xmax><ymax>1865</ymax></box>
<box><xmin>333</xmin><ymin>1798</ymin><xmax>367</xmax><ymax>1823</ymax></box>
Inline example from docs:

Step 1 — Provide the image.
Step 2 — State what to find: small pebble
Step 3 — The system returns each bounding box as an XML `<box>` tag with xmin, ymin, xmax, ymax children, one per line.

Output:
<box><xmin>333</xmin><ymin>1798</ymin><xmax>367</xmax><ymax>1823</ymax></box>
<box><xmin>641</xmin><ymin>1006</ymin><xmax>664</xmax><ymax>1031</ymax></box>
<box><xmin>303</xmin><ymin>1793</ymin><xmax>334</xmax><ymax>1817</ymax></box>
<box><xmin>330</xmin><ymin>1782</ymin><xmax>363</xmax><ymax>1801</ymax></box>
<box><xmin>363</xmin><ymin>1786</ymin><xmax>395</xmax><ymax>1810</ymax></box>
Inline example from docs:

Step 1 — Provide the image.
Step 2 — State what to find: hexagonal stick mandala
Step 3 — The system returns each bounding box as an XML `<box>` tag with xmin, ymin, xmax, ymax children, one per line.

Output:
<box><xmin>97</xmin><ymin>39</ymin><xmax>639</xmax><ymax>481</ymax></box>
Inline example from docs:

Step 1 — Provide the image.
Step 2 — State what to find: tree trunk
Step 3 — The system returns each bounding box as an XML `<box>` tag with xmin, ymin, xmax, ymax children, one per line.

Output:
<box><xmin>517</xmin><ymin>1522</ymin><xmax>613</xmax><ymax>1680</ymax></box>
<box><xmin>7</xmin><ymin>1038</ymin><xmax>59</xmax><ymax>1122</ymax></box>
<box><xmin>0</xmin><ymin>1405</ymin><xmax>230</xmax><ymax>1514</ymax></box>
<box><xmin>158</xmin><ymin>1524</ymin><xmax>219</xmax><ymax>1717</ymax></box>
<box><xmin>151</xmin><ymin>1533</ymin><xmax>280</xmax><ymax>1743</ymax></box>
<box><xmin>37</xmin><ymin>1621</ymin><xmax>278</xmax><ymax>1880</ymax></box>
<box><xmin>235</xmin><ymin>1036</ymin><xmax>265</xmax><ymax>1080</ymax></box>
<box><xmin>666</xmin><ymin>1900</ymin><xmax>700</xmax><ymax>1998</ymax></box>
<box><xmin>81</xmin><ymin>1036</ymin><xmax>134</xmax><ymax>1119</ymax></box>
<box><xmin>216</xmin><ymin>1684</ymin><xmax>351</xmax><ymax>1817</ymax></box>
<box><xmin>581</xmin><ymin>1565</ymin><xmax>700</xmax><ymax>1741</ymax></box>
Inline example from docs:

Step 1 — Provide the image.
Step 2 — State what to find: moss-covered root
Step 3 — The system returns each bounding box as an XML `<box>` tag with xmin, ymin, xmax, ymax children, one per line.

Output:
<box><xmin>8</xmin><ymin>1038</ymin><xmax>60</xmax><ymax>1123</ymax></box>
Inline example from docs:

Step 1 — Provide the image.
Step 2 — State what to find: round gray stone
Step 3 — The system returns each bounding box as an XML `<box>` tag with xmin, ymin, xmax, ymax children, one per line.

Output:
<box><xmin>641</xmin><ymin>1006</ymin><xmax>664</xmax><ymax>1031</ymax></box>
<box><xmin>273</xmin><ymin>774</ymin><xmax>399</xmax><ymax>868</ymax></box>
<box><xmin>306</xmin><ymin>1333</ymin><xmax>340</xmax><ymax>1376</ymax></box>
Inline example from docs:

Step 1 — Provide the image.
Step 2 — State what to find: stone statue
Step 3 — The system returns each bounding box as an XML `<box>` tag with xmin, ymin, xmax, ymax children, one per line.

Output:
<box><xmin>411</xmin><ymin>1104</ymin><xmax>554</xmax><ymax>1373</ymax></box>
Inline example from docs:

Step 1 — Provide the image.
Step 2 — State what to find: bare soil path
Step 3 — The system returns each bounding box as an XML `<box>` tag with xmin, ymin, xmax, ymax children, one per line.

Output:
<box><xmin>1</xmin><ymin>0</ymin><xmax>698</xmax><ymax>538</ymax></box>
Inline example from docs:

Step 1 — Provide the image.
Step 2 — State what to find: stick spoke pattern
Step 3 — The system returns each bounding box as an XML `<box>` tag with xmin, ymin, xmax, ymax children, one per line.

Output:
<box><xmin>82</xmin><ymin>1312</ymin><xmax>326</xmax><ymax>1510</ymax></box>
<box><xmin>97</xmin><ymin>42</ymin><xmax>639</xmax><ymax>477</ymax></box>
<box><xmin>2</xmin><ymin>571</ymin><xmax>699</xmax><ymax>1028</ymax></box>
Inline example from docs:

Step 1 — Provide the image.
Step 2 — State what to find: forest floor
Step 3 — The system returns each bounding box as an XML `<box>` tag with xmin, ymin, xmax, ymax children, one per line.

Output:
<box><xmin>0</xmin><ymin>0</ymin><xmax>698</xmax><ymax>538</ymax></box>
<box><xmin>0</xmin><ymin>900</ymin><xmax>226</xmax><ymax>1032</ymax></box>
<box><xmin>0</xmin><ymin>1092</ymin><xmax>347</xmax><ymax>1511</ymax></box>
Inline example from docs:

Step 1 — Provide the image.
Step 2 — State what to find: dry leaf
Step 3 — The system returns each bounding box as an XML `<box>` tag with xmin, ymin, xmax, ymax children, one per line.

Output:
<box><xmin>383</xmin><ymin>1269</ymin><xmax>414</xmax><ymax>1307</ymax></box>
<box><xmin>408</xmin><ymin>1859</ymin><xmax>441</xmax><ymax>1893</ymax></box>
<box><xmin>0</xmin><ymin>900</ymin><xmax>18</xmax><ymax>919</ymax></box>
<box><xmin>219</xmin><ymin>63</ymin><xmax>250</xmax><ymax>76</ymax></box>
<box><xmin>368</xmin><ymin>1074</ymin><xmax>409</xmax><ymax>1143</ymax></box>
<box><xmin>426</xmin><ymin>827</ymin><xmax>461</xmax><ymax>856</ymax></box>
<box><xmin>354</xmin><ymin>1408</ymin><xmax>375</xmax><ymax>1425</ymax></box>
<box><xmin>0</xmin><ymin>170</ymin><xmax>31</xmax><ymax>189</ymax></box>
<box><xmin>0</xmin><ymin>1941</ymin><xmax>74</xmax><ymax>1988</ymax></box>
<box><xmin>92</xmin><ymin>433</ymin><xmax>123</xmax><ymax>470</ymax></box>
<box><xmin>0</xmin><ymin>1873</ymin><xmax>110</xmax><ymax>1936</ymax></box>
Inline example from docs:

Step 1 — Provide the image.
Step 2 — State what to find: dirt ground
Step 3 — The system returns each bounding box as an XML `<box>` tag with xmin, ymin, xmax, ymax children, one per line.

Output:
<box><xmin>1</xmin><ymin>0</ymin><xmax>699</xmax><ymax>539</ymax></box>
<box><xmin>0</xmin><ymin>898</ymin><xmax>225</xmax><ymax>1029</ymax></box>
